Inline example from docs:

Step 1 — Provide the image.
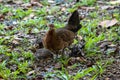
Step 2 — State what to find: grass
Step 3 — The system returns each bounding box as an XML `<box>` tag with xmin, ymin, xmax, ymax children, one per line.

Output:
<box><xmin>44</xmin><ymin>59</ymin><xmax>114</xmax><ymax>80</ymax></box>
<box><xmin>0</xmin><ymin>0</ymin><xmax>120</xmax><ymax>79</ymax></box>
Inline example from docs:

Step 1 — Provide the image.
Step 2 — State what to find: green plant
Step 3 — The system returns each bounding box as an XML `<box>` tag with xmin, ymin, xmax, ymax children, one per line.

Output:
<box><xmin>22</xmin><ymin>51</ymin><xmax>34</xmax><ymax>60</ymax></box>
<box><xmin>0</xmin><ymin>5</ymin><xmax>12</xmax><ymax>14</ymax></box>
<box><xmin>54</xmin><ymin>21</ymin><xmax>65</xmax><ymax>28</ymax></box>
<box><xmin>45</xmin><ymin>67</ymin><xmax>71</xmax><ymax>80</ymax></box>
<box><xmin>35</xmin><ymin>7</ymin><xmax>47</xmax><ymax>16</ymax></box>
<box><xmin>89</xmin><ymin>11</ymin><xmax>98</xmax><ymax>18</ymax></box>
<box><xmin>91</xmin><ymin>59</ymin><xmax>114</xmax><ymax>79</ymax></box>
<box><xmin>18</xmin><ymin>61</ymin><xmax>29</xmax><ymax>74</ymax></box>
<box><xmin>40</xmin><ymin>0</ymin><xmax>49</xmax><ymax>6</ymax></box>
<box><xmin>12</xmin><ymin>8</ymin><xmax>32</xmax><ymax>19</ymax></box>
<box><xmin>10</xmin><ymin>70</ymin><xmax>20</xmax><ymax>80</ymax></box>
<box><xmin>73</xmin><ymin>0</ymin><xmax>96</xmax><ymax>8</ymax></box>
<box><xmin>48</xmin><ymin>6</ymin><xmax>60</xmax><ymax>15</ymax></box>
<box><xmin>74</xmin><ymin>67</ymin><xmax>94</xmax><ymax>80</ymax></box>
<box><xmin>23</xmin><ymin>0</ymin><xmax>30</xmax><ymax>3</ymax></box>
<box><xmin>0</xmin><ymin>61</ymin><xmax>11</xmax><ymax>79</ymax></box>
<box><xmin>85</xmin><ymin>33</ymin><xmax>105</xmax><ymax>51</ymax></box>
<box><xmin>81</xmin><ymin>0</ymin><xmax>96</xmax><ymax>6</ymax></box>
<box><xmin>59</xmin><ymin>57</ymin><xmax>70</xmax><ymax>67</ymax></box>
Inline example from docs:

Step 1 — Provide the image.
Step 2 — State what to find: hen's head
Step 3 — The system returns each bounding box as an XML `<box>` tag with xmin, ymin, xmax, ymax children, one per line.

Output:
<box><xmin>47</xmin><ymin>24</ymin><xmax>55</xmax><ymax>29</ymax></box>
<box><xmin>47</xmin><ymin>24</ymin><xmax>55</xmax><ymax>36</ymax></box>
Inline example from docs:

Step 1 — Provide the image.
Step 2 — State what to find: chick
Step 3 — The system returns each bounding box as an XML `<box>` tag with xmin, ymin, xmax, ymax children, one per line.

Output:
<box><xmin>35</xmin><ymin>48</ymin><xmax>53</xmax><ymax>61</ymax></box>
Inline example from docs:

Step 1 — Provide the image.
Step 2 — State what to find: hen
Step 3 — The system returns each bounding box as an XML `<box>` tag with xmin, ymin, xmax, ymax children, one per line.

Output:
<box><xmin>42</xmin><ymin>10</ymin><xmax>82</xmax><ymax>54</ymax></box>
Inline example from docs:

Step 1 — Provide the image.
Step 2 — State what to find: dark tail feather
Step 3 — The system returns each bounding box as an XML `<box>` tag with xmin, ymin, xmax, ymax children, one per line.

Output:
<box><xmin>66</xmin><ymin>10</ymin><xmax>82</xmax><ymax>33</ymax></box>
<box><xmin>68</xmin><ymin>10</ymin><xmax>80</xmax><ymax>26</ymax></box>
<box><xmin>76</xmin><ymin>0</ymin><xmax>79</xmax><ymax>2</ymax></box>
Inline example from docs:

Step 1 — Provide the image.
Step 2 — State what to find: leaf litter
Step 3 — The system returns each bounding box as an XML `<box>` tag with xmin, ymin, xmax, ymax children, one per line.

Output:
<box><xmin>99</xmin><ymin>19</ymin><xmax>118</xmax><ymax>28</ymax></box>
<box><xmin>0</xmin><ymin>0</ymin><xmax>120</xmax><ymax>80</ymax></box>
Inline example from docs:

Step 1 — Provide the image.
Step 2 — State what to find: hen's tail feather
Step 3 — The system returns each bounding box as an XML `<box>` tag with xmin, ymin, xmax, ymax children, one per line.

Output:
<box><xmin>68</xmin><ymin>10</ymin><xmax>80</xmax><ymax>26</ymax></box>
<box><xmin>65</xmin><ymin>10</ymin><xmax>82</xmax><ymax>33</ymax></box>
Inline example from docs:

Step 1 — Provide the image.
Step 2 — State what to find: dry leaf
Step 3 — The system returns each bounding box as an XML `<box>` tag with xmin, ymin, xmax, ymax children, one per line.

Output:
<box><xmin>109</xmin><ymin>0</ymin><xmax>120</xmax><ymax>4</ymax></box>
<box><xmin>48</xmin><ymin>0</ymin><xmax>55</xmax><ymax>3</ymax></box>
<box><xmin>30</xmin><ymin>0</ymin><xmax>38</xmax><ymax>3</ymax></box>
<box><xmin>4</xmin><ymin>26</ymin><xmax>14</xmax><ymax>30</ymax></box>
<box><xmin>0</xmin><ymin>78</ymin><xmax>4</xmax><ymax>80</ymax></box>
<box><xmin>76</xmin><ymin>57</ymin><xmax>86</xmax><ymax>62</ymax></box>
<box><xmin>77</xmin><ymin>35</ymin><xmax>83</xmax><ymax>41</ymax></box>
<box><xmin>80</xmin><ymin>7</ymin><xmax>95</xmax><ymax>11</ymax></box>
<box><xmin>54</xmin><ymin>62</ymin><xmax>62</xmax><ymax>69</ymax></box>
<box><xmin>61</xmin><ymin>7</ymin><xmax>66</xmax><ymax>11</ymax></box>
<box><xmin>13</xmin><ymin>0</ymin><xmax>23</xmax><ymax>4</ymax></box>
<box><xmin>21</xmin><ymin>3</ymin><xmax>32</xmax><ymax>8</ymax></box>
<box><xmin>23</xmin><ymin>13</ymin><xmax>35</xmax><ymax>20</ymax></box>
<box><xmin>69</xmin><ymin>57</ymin><xmax>85</xmax><ymax>65</ymax></box>
<box><xmin>12</xmin><ymin>39</ymin><xmax>20</xmax><ymax>45</ymax></box>
<box><xmin>30</xmin><ymin>0</ymin><xmax>43</xmax><ymax>7</ymax></box>
<box><xmin>7</xmin><ymin>12</ymin><xmax>13</xmax><ymax>16</ymax></box>
<box><xmin>105</xmin><ymin>77</ymin><xmax>110</xmax><ymax>80</ymax></box>
<box><xmin>0</xmin><ymin>14</ymin><xmax>5</xmax><ymax>21</ymax></box>
<box><xmin>0</xmin><ymin>0</ymin><xmax>2</xmax><ymax>3</ymax></box>
<box><xmin>99</xmin><ymin>19</ymin><xmax>118</xmax><ymax>28</ymax></box>
<box><xmin>97</xmin><ymin>1</ymin><xmax>105</xmax><ymax>4</ymax></box>
<box><xmin>97</xmin><ymin>40</ymin><xmax>112</xmax><ymax>47</ymax></box>
<box><xmin>101</xmin><ymin>6</ymin><xmax>114</xmax><ymax>10</ymax></box>
<box><xmin>27</xmin><ymin>70</ymin><xmax>35</xmax><ymax>76</ymax></box>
